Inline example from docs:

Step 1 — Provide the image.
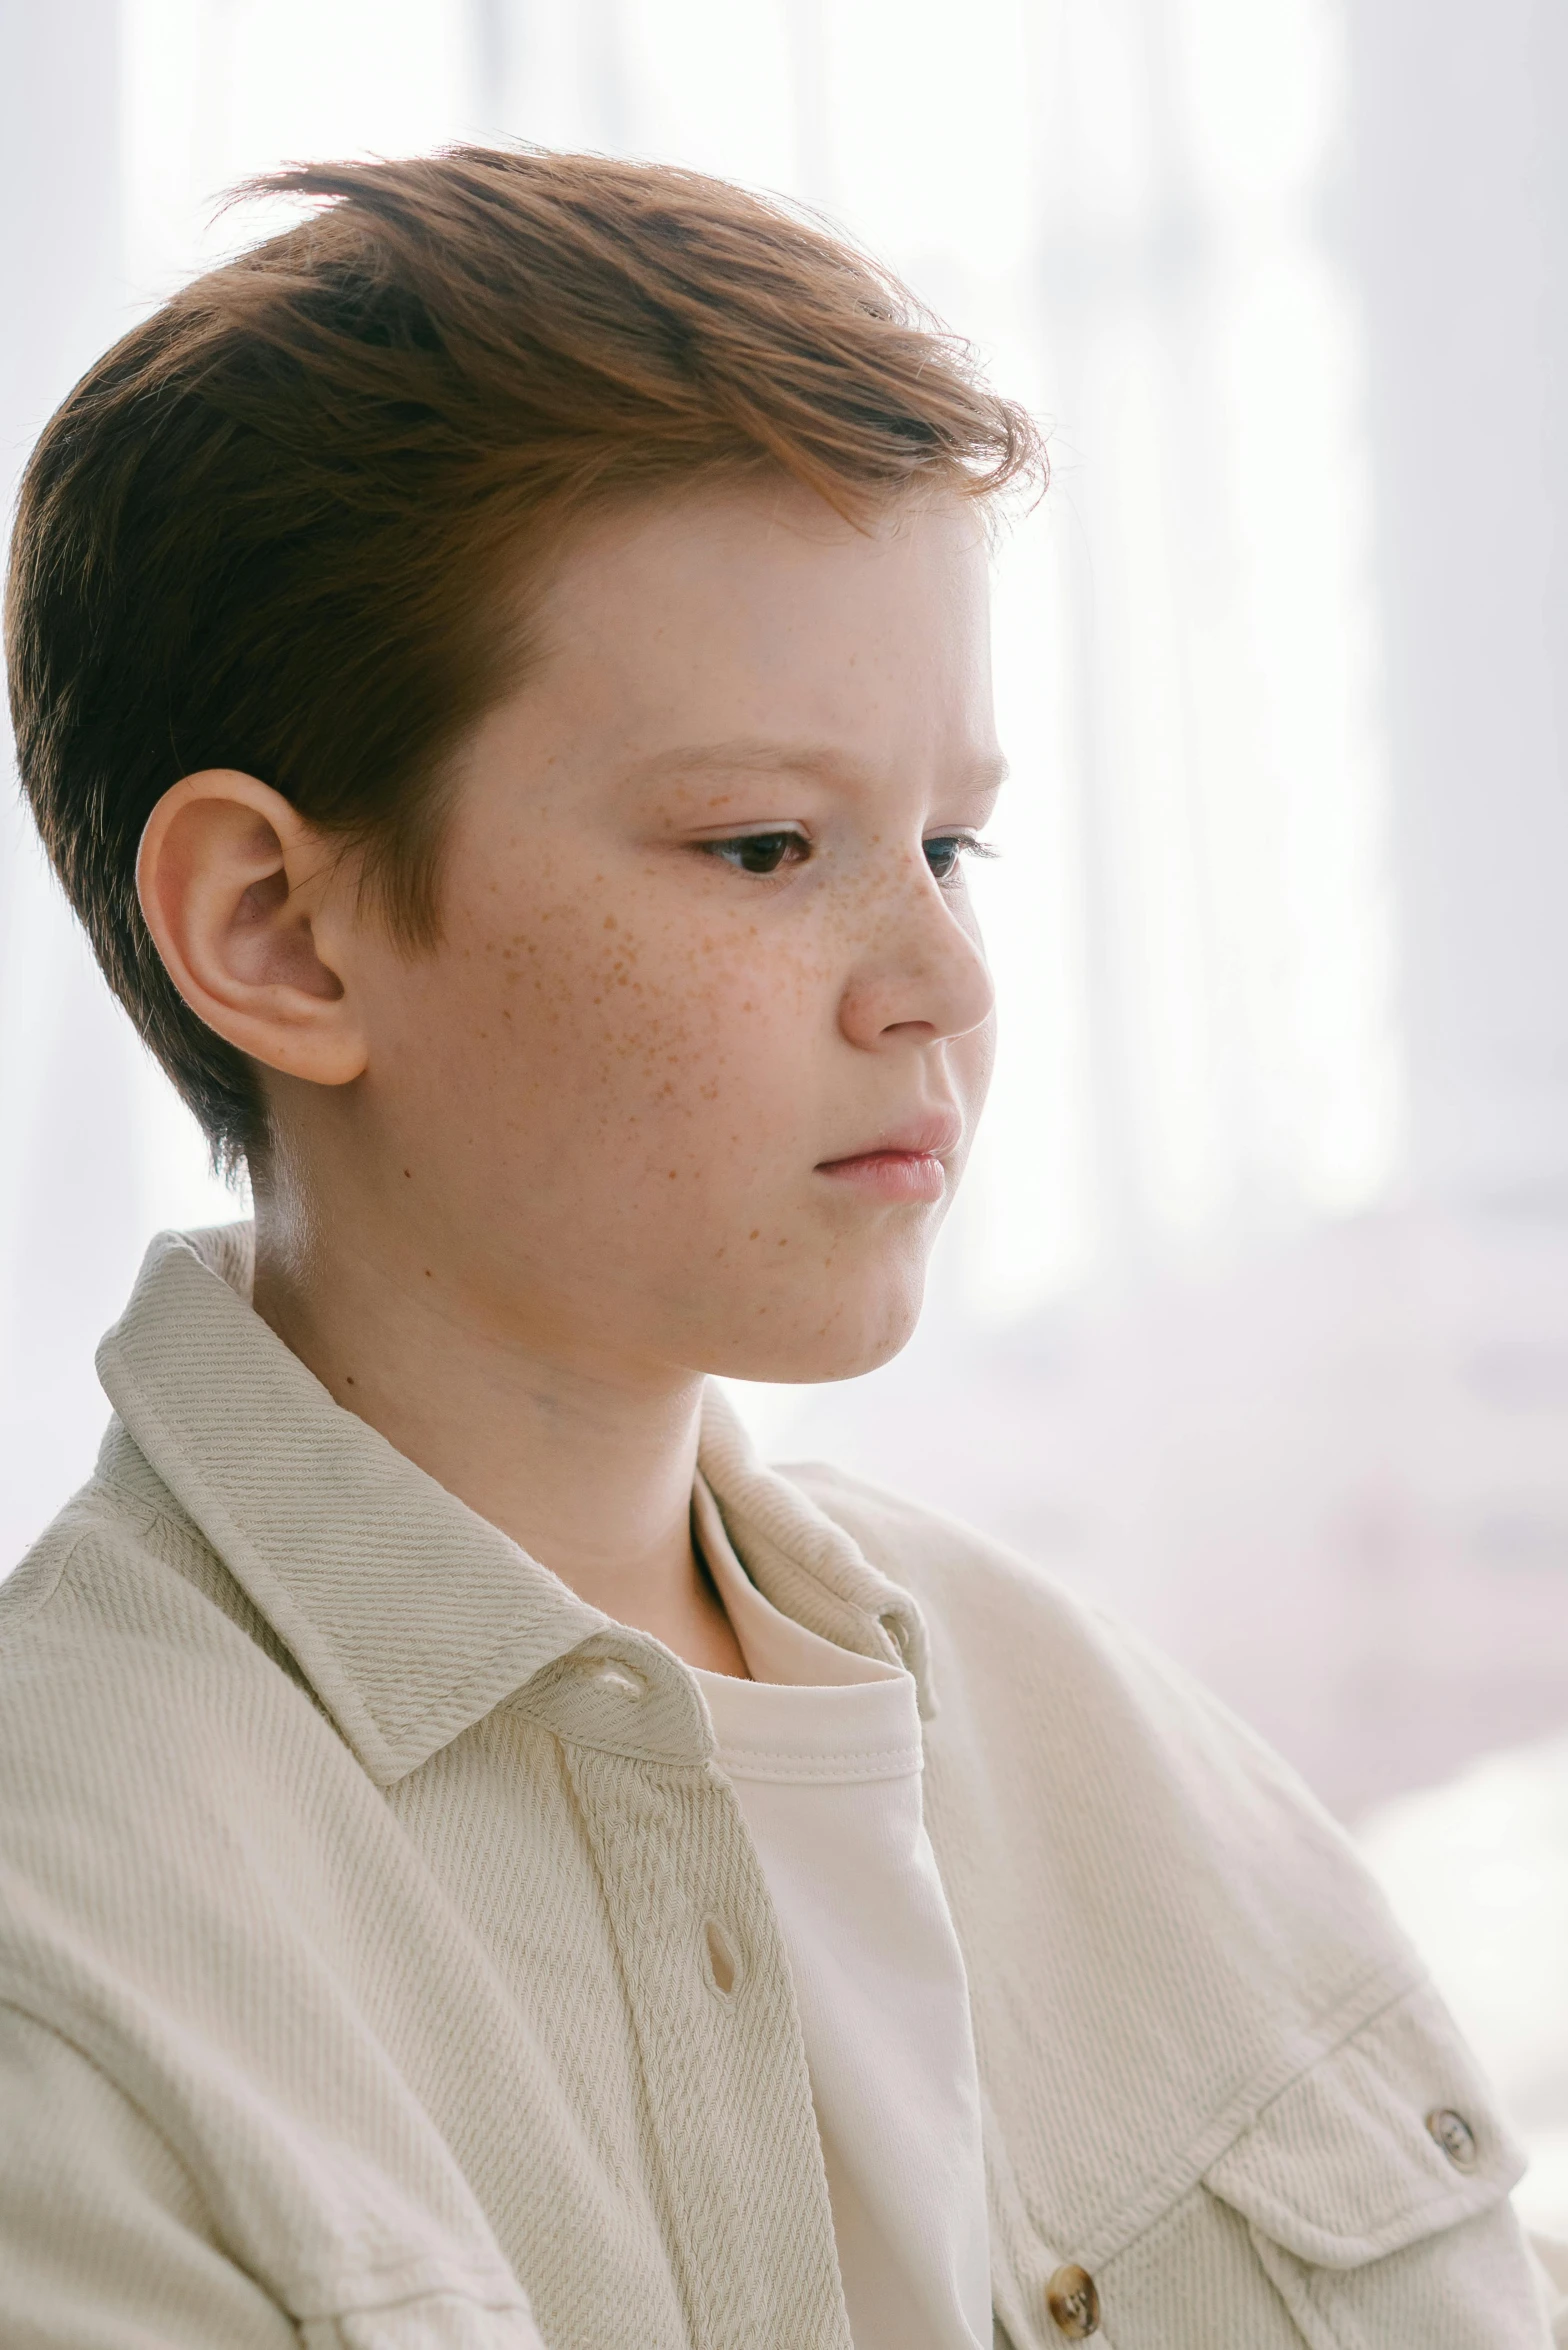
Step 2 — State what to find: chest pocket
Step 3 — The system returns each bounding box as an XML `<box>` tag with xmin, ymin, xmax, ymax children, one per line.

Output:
<box><xmin>1196</xmin><ymin>1976</ymin><xmax>1545</xmax><ymax>2349</ymax></box>
<box><xmin>1074</xmin><ymin>1977</ymin><xmax>1548</xmax><ymax>2348</ymax></box>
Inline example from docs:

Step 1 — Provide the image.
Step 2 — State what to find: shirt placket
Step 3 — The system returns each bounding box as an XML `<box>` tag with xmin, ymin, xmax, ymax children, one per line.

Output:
<box><xmin>525</xmin><ymin>1645</ymin><xmax>852</xmax><ymax>2350</ymax></box>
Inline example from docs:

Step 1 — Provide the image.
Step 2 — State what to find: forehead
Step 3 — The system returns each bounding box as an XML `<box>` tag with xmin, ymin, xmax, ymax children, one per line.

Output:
<box><xmin>514</xmin><ymin>478</ymin><xmax>999</xmax><ymax>789</ymax></box>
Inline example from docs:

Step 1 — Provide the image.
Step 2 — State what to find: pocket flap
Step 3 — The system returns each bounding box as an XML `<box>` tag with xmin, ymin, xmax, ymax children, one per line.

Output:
<box><xmin>1204</xmin><ymin>1977</ymin><xmax>1527</xmax><ymax>2269</ymax></box>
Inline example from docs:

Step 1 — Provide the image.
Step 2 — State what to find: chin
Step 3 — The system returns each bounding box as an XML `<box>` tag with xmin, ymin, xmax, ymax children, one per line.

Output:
<box><xmin>714</xmin><ymin>1271</ymin><xmax>926</xmax><ymax>1387</ymax></box>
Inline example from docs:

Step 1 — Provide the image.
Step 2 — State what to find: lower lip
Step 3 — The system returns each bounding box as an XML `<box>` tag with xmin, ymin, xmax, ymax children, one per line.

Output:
<box><xmin>816</xmin><ymin>1151</ymin><xmax>947</xmax><ymax>1204</ymax></box>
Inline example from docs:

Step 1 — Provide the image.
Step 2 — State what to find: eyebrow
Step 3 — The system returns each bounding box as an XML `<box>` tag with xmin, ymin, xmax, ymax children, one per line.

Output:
<box><xmin>621</xmin><ymin>738</ymin><xmax>1010</xmax><ymax>794</ymax></box>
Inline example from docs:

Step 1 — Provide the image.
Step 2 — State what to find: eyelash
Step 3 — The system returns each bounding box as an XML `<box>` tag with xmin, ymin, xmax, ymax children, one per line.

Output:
<box><xmin>699</xmin><ymin>829</ymin><xmax>998</xmax><ymax>885</ymax></box>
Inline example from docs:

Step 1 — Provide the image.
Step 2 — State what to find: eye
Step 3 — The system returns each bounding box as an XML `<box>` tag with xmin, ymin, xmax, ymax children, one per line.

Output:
<box><xmin>924</xmin><ymin>833</ymin><xmax>998</xmax><ymax>885</ymax></box>
<box><xmin>700</xmin><ymin>828</ymin><xmax>811</xmax><ymax>877</ymax></box>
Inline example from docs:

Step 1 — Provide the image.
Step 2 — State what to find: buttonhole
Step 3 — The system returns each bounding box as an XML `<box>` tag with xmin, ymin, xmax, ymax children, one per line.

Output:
<box><xmin>703</xmin><ymin>1917</ymin><xmax>739</xmax><ymax>1998</ymax></box>
<box><xmin>591</xmin><ymin>1660</ymin><xmax>646</xmax><ymax>1699</ymax></box>
<box><xmin>566</xmin><ymin>1652</ymin><xmax>646</xmax><ymax>1699</ymax></box>
<box><xmin>879</xmin><ymin>1610</ymin><xmax>911</xmax><ymax>1665</ymax></box>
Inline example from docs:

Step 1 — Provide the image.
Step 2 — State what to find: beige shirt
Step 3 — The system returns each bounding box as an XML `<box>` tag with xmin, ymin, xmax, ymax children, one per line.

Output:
<box><xmin>0</xmin><ymin>1223</ymin><xmax>1555</xmax><ymax>2349</ymax></box>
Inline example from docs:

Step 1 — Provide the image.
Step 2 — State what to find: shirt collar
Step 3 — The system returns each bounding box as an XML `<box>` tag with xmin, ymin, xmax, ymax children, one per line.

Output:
<box><xmin>95</xmin><ymin>1225</ymin><xmax>932</xmax><ymax>1787</ymax></box>
<box><xmin>693</xmin><ymin>1476</ymin><xmax>904</xmax><ymax>1689</ymax></box>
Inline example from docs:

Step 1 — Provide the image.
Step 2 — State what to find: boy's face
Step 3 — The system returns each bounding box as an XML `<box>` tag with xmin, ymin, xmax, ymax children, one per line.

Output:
<box><xmin>336</xmin><ymin>478</ymin><xmax>1001</xmax><ymax>1385</ymax></box>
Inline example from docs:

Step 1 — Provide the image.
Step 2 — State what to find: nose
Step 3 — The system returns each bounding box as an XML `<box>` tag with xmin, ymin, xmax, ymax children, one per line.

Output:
<box><xmin>836</xmin><ymin>856</ymin><xmax>996</xmax><ymax>1052</ymax></box>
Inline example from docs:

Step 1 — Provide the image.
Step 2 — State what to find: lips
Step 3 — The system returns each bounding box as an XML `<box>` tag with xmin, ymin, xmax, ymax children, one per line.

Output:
<box><xmin>813</xmin><ymin>1108</ymin><xmax>962</xmax><ymax>1204</ymax></box>
<box><xmin>816</xmin><ymin>1107</ymin><xmax>964</xmax><ymax>1170</ymax></box>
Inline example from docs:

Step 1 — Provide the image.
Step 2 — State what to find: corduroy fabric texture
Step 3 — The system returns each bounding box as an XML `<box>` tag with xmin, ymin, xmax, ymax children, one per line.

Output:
<box><xmin>0</xmin><ymin>1225</ymin><xmax>1554</xmax><ymax>2348</ymax></box>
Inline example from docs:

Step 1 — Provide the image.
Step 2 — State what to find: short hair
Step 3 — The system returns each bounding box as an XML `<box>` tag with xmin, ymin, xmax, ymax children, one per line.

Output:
<box><xmin>6</xmin><ymin>145</ymin><xmax>1043</xmax><ymax>1168</ymax></box>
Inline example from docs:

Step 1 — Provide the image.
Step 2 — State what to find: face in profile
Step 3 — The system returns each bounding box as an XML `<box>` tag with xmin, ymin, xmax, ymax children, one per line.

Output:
<box><xmin>275</xmin><ymin>476</ymin><xmax>1004</xmax><ymax>1388</ymax></box>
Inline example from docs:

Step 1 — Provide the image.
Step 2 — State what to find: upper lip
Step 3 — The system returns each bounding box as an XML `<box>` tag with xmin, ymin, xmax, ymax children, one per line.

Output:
<box><xmin>817</xmin><ymin>1107</ymin><xmax>964</xmax><ymax>1165</ymax></box>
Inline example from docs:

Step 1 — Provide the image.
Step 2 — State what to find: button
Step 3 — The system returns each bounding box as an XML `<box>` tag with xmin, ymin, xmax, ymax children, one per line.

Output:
<box><xmin>1045</xmin><ymin>2264</ymin><xmax>1100</xmax><ymax>2338</ymax></box>
<box><xmin>1426</xmin><ymin>2108</ymin><xmax>1478</xmax><ymax>2171</ymax></box>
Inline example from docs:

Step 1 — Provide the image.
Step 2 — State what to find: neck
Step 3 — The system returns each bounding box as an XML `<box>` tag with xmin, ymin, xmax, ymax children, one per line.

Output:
<box><xmin>249</xmin><ymin>1191</ymin><xmax>751</xmax><ymax>1677</ymax></box>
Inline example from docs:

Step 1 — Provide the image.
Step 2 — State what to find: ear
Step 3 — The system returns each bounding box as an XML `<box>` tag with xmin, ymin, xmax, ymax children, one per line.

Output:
<box><xmin>136</xmin><ymin>771</ymin><xmax>369</xmax><ymax>1086</ymax></box>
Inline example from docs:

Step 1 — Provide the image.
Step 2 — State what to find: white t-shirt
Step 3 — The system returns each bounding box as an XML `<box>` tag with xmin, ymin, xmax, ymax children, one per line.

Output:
<box><xmin>690</xmin><ymin>1477</ymin><xmax>992</xmax><ymax>2350</ymax></box>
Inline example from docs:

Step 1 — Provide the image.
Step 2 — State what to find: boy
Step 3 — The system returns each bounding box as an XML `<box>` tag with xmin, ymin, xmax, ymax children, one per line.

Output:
<box><xmin>0</xmin><ymin>147</ymin><xmax>1553</xmax><ymax>2348</ymax></box>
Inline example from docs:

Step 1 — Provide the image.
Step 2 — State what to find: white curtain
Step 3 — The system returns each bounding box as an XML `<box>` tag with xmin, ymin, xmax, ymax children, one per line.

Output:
<box><xmin>1</xmin><ymin>0</ymin><xmax>1396</xmax><ymax>1528</ymax></box>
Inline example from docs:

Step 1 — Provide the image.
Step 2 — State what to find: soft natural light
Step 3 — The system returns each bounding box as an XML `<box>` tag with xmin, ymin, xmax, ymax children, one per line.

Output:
<box><xmin>8</xmin><ymin>0</ymin><xmax>1568</xmax><ymax>2237</ymax></box>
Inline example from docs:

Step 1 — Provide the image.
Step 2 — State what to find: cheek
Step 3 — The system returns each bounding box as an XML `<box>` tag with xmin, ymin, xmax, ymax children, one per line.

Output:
<box><xmin>949</xmin><ymin>1005</ymin><xmax>997</xmax><ymax>1128</ymax></box>
<box><xmin>969</xmin><ymin>1007</ymin><xmax>999</xmax><ymax>1095</ymax></box>
<box><xmin>422</xmin><ymin>898</ymin><xmax>823</xmax><ymax>1164</ymax></box>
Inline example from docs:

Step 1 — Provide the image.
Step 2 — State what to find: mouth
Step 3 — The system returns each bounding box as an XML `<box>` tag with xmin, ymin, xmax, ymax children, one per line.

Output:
<box><xmin>815</xmin><ymin>1110</ymin><xmax>963</xmax><ymax>1206</ymax></box>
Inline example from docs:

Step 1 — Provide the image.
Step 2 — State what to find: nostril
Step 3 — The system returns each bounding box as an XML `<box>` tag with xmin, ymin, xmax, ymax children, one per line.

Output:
<box><xmin>703</xmin><ymin>1916</ymin><xmax>738</xmax><ymax>1996</ymax></box>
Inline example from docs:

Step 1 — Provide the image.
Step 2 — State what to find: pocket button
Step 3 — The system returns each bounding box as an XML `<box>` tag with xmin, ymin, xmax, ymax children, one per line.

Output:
<box><xmin>1426</xmin><ymin>2107</ymin><xmax>1479</xmax><ymax>2171</ymax></box>
<box><xmin>1045</xmin><ymin>2264</ymin><xmax>1100</xmax><ymax>2338</ymax></box>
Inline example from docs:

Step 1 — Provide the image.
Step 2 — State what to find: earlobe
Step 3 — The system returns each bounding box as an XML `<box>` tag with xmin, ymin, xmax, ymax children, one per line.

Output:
<box><xmin>136</xmin><ymin>771</ymin><xmax>369</xmax><ymax>1086</ymax></box>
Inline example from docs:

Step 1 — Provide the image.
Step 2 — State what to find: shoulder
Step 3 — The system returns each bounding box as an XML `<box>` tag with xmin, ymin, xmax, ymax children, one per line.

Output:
<box><xmin>781</xmin><ymin>1456</ymin><xmax>1419</xmax><ymax>2067</ymax></box>
<box><xmin>785</xmin><ymin>1452</ymin><xmax>1371</xmax><ymax>1887</ymax></box>
<box><xmin>782</xmin><ymin>1454</ymin><xmax>1303</xmax><ymax>1803</ymax></box>
<box><xmin>2</xmin><ymin>1425</ymin><xmax>311</xmax><ymax>1691</ymax></box>
<box><xmin>0</xmin><ymin>1452</ymin><xmax>338</xmax><ymax>1998</ymax></box>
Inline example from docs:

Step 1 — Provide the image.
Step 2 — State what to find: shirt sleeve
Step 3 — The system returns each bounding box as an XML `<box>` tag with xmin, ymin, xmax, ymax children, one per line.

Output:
<box><xmin>0</xmin><ymin>2001</ymin><xmax>300</xmax><ymax>2349</ymax></box>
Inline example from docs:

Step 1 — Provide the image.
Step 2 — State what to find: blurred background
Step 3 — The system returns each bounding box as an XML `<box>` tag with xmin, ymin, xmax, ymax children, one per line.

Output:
<box><xmin>3</xmin><ymin>0</ymin><xmax>1566</xmax><ymax>2225</ymax></box>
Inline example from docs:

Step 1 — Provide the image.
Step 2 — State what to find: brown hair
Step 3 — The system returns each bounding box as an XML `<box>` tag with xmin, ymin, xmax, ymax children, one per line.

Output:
<box><xmin>5</xmin><ymin>145</ymin><xmax>1043</xmax><ymax>1168</ymax></box>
